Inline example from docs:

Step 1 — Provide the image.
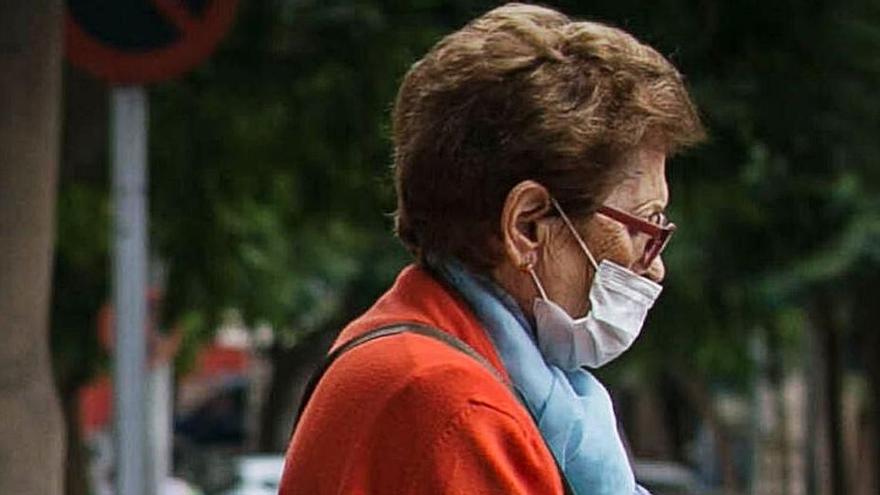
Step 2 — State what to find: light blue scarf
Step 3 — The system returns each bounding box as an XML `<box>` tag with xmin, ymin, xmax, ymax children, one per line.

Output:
<box><xmin>434</xmin><ymin>258</ymin><xmax>649</xmax><ymax>495</ymax></box>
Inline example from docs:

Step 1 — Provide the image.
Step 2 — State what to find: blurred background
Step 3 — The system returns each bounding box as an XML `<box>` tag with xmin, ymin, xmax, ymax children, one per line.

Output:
<box><xmin>2</xmin><ymin>1</ymin><xmax>879</xmax><ymax>494</ymax></box>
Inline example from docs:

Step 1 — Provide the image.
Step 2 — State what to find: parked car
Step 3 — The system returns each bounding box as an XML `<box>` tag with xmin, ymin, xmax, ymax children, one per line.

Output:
<box><xmin>220</xmin><ymin>455</ymin><xmax>285</xmax><ymax>495</ymax></box>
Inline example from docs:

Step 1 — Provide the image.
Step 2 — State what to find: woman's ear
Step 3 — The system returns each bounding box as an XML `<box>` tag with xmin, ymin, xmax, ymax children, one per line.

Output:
<box><xmin>500</xmin><ymin>180</ymin><xmax>552</xmax><ymax>268</ymax></box>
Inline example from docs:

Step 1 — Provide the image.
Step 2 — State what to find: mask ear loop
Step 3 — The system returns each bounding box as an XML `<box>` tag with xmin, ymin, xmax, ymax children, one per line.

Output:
<box><xmin>527</xmin><ymin>265</ymin><xmax>550</xmax><ymax>301</ymax></box>
<box><xmin>521</xmin><ymin>253</ymin><xmax>550</xmax><ymax>301</ymax></box>
<box><xmin>550</xmin><ymin>198</ymin><xmax>599</xmax><ymax>271</ymax></box>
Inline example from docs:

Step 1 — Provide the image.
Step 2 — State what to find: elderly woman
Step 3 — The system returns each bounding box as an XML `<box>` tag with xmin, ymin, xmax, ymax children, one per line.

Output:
<box><xmin>280</xmin><ymin>3</ymin><xmax>704</xmax><ymax>494</ymax></box>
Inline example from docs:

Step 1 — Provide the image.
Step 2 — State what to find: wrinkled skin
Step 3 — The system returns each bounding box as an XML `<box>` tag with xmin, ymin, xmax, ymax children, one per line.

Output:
<box><xmin>492</xmin><ymin>144</ymin><xmax>669</xmax><ymax>320</ymax></box>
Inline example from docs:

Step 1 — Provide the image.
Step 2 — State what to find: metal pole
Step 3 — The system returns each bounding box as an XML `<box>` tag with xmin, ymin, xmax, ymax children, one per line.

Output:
<box><xmin>111</xmin><ymin>86</ymin><xmax>149</xmax><ymax>495</ymax></box>
<box><xmin>149</xmin><ymin>363</ymin><xmax>172</xmax><ymax>494</ymax></box>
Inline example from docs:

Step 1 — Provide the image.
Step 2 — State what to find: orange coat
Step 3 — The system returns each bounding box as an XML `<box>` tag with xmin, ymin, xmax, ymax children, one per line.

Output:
<box><xmin>279</xmin><ymin>265</ymin><xmax>564</xmax><ymax>494</ymax></box>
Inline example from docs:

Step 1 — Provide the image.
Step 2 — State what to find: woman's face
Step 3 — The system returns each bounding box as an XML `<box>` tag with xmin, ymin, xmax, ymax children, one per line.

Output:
<box><xmin>535</xmin><ymin>145</ymin><xmax>669</xmax><ymax>317</ymax></box>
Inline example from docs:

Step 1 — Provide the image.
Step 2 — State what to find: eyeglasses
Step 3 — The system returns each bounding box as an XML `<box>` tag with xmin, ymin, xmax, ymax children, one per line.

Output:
<box><xmin>596</xmin><ymin>205</ymin><xmax>676</xmax><ymax>268</ymax></box>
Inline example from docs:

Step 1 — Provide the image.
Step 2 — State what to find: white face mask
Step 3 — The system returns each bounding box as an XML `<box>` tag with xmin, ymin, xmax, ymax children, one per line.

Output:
<box><xmin>528</xmin><ymin>199</ymin><xmax>663</xmax><ymax>370</ymax></box>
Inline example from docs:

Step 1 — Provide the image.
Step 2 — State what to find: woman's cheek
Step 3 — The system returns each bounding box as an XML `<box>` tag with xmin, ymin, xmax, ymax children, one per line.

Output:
<box><xmin>537</xmin><ymin>225</ymin><xmax>592</xmax><ymax>315</ymax></box>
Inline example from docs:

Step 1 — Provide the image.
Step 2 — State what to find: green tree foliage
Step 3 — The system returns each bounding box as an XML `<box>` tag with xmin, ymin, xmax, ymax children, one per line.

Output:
<box><xmin>52</xmin><ymin>184</ymin><xmax>109</xmax><ymax>391</ymax></box>
<box><xmin>148</xmin><ymin>0</ymin><xmax>453</xmax><ymax>341</ymax></box>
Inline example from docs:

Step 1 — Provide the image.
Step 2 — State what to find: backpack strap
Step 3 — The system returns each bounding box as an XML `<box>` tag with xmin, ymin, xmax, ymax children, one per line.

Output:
<box><xmin>289</xmin><ymin>322</ymin><xmax>576</xmax><ymax>495</ymax></box>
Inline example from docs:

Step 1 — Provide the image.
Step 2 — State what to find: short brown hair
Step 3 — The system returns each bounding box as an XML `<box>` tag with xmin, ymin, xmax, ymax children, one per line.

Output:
<box><xmin>393</xmin><ymin>3</ymin><xmax>704</xmax><ymax>271</ymax></box>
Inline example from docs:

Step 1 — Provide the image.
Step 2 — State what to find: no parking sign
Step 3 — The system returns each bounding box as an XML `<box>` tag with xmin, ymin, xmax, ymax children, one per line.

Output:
<box><xmin>66</xmin><ymin>0</ymin><xmax>238</xmax><ymax>84</ymax></box>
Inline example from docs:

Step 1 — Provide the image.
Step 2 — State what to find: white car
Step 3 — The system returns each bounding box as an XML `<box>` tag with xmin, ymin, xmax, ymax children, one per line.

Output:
<box><xmin>221</xmin><ymin>455</ymin><xmax>285</xmax><ymax>495</ymax></box>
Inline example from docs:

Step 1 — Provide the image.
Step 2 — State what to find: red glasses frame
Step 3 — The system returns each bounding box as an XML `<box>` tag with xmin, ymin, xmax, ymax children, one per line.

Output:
<box><xmin>596</xmin><ymin>205</ymin><xmax>676</xmax><ymax>267</ymax></box>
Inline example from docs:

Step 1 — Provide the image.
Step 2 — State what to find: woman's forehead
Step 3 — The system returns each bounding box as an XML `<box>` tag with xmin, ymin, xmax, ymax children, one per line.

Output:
<box><xmin>606</xmin><ymin>147</ymin><xmax>668</xmax><ymax>209</ymax></box>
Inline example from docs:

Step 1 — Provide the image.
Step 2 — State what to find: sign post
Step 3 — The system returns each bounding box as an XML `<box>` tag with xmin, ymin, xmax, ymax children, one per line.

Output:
<box><xmin>110</xmin><ymin>86</ymin><xmax>150</xmax><ymax>495</ymax></box>
<box><xmin>66</xmin><ymin>2</ymin><xmax>239</xmax><ymax>493</ymax></box>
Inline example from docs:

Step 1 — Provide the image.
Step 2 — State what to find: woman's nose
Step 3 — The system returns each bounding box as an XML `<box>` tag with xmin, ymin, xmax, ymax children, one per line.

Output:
<box><xmin>642</xmin><ymin>256</ymin><xmax>666</xmax><ymax>282</ymax></box>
